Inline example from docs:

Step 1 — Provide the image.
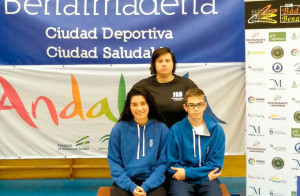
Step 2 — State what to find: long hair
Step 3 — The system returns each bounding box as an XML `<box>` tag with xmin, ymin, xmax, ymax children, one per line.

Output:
<box><xmin>150</xmin><ymin>47</ymin><xmax>177</xmax><ymax>75</ymax></box>
<box><xmin>119</xmin><ymin>87</ymin><xmax>163</xmax><ymax>122</ymax></box>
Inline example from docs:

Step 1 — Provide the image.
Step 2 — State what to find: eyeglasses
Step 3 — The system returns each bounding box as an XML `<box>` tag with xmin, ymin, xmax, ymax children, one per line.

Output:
<box><xmin>186</xmin><ymin>102</ymin><xmax>205</xmax><ymax>109</ymax></box>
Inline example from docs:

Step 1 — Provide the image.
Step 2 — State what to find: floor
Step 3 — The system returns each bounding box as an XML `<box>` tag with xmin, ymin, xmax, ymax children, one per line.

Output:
<box><xmin>0</xmin><ymin>177</ymin><xmax>246</xmax><ymax>196</ymax></box>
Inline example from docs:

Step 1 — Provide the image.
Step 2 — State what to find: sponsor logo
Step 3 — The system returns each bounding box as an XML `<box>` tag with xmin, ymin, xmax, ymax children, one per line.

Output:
<box><xmin>291</xmin><ymin>32</ymin><xmax>300</xmax><ymax>40</ymax></box>
<box><xmin>271</xmin><ymin>46</ymin><xmax>284</xmax><ymax>59</ymax></box>
<box><xmin>248</xmin><ymin>174</ymin><xmax>265</xmax><ymax>180</ymax></box>
<box><xmin>248</xmin><ymin>158</ymin><xmax>265</xmax><ymax>165</ymax></box>
<box><xmin>248</xmin><ymin>125</ymin><xmax>264</xmax><ymax>136</ymax></box>
<box><xmin>246</xmin><ymin>32</ymin><xmax>266</xmax><ymax>44</ymax></box>
<box><xmin>171</xmin><ymin>91</ymin><xmax>183</xmax><ymax>101</ymax></box>
<box><xmin>269</xmin><ymin>79</ymin><xmax>286</xmax><ymax>90</ymax></box>
<box><xmin>291</xmin><ymin>159</ymin><xmax>300</xmax><ymax>170</ymax></box>
<box><xmin>249</xmin><ymin>186</ymin><xmax>261</xmax><ymax>196</ymax></box>
<box><xmin>248</xmin><ymin>96</ymin><xmax>265</xmax><ymax>103</ymax></box>
<box><xmin>291</xmin><ymin>49</ymin><xmax>299</xmax><ymax>56</ymax></box>
<box><xmin>280</xmin><ymin>4</ymin><xmax>300</xmax><ymax>24</ymax></box>
<box><xmin>248</xmin><ymin>65</ymin><xmax>264</xmax><ymax>72</ymax></box>
<box><xmin>246</xmin><ymin>82</ymin><xmax>266</xmax><ymax>86</ymax></box>
<box><xmin>267</xmin><ymin>94</ymin><xmax>287</xmax><ymax>107</ymax></box>
<box><xmin>272</xmin><ymin>62</ymin><xmax>283</xmax><ymax>73</ymax></box>
<box><xmin>247</xmin><ymin>140</ymin><xmax>266</xmax><ymax>153</ymax></box>
<box><xmin>291</xmin><ymin>128</ymin><xmax>300</xmax><ymax>138</ymax></box>
<box><xmin>294</xmin><ymin>111</ymin><xmax>300</xmax><ymax>123</ymax></box>
<box><xmin>269</xmin><ymin>190</ymin><xmax>285</xmax><ymax>196</ymax></box>
<box><xmin>248</xmin><ymin>4</ymin><xmax>277</xmax><ymax>24</ymax></box>
<box><xmin>269</xmin><ymin>176</ymin><xmax>287</xmax><ymax>183</ymax></box>
<box><xmin>270</xmin><ymin>144</ymin><xmax>287</xmax><ymax>152</ymax></box>
<box><xmin>57</xmin><ymin>136</ymin><xmax>90</xmax><ymax>151</ymax></box>
<box><xmin>247</xmin><ymin>51</ymin><xmax>265</xmax><ymax>55</ymax></box>
<box><xmin>272</xmin><ymin>157</ymin><xmax>284</xmax><ymax>170</ymax></box>
<box><xmin>269</xmin><ymin>32</ymin><xmax>286</xmax><ymax>41</ymax></box>
<box><xmin>291</xmin><ymin>97</ymin><xmax>300</xmax><ymax>105</ymax></box>
<box><xmin>295</xmin><ymin>143</ymin><xmax>300</xmax><ymax>153</ymax></box>
<box><xmin>248</xmin><ymin>113</ymin><xmax>265</xmax><ymax>119</ymax></box>
<box><xmin>269</xmin><ymin>113</ymin><xmax>286</xmax><ymax>121</ymax></box>
<box><xmin>294</xmin><ymin>63</ymin><xmax>300</xmax><ymax>74</ymax></box>
<box><xmin>269</xmin><ymin>128</ymin><xmax>287</xmax><ymax>135</ymax></box>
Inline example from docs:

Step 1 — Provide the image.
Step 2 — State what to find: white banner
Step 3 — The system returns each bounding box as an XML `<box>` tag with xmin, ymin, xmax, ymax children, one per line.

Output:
<box><xmin>0</xmin><ymin>63</ymin><xmax>245</xmax><ymax>159</ymax></box>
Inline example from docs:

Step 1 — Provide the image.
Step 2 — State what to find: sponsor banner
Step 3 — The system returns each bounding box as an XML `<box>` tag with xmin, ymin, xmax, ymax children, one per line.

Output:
<box><xmin>245</xmin><ymin>0</ymin><xmax>300</xmax><ymax>29</ymax></box>
<box><xmin>0</xmin><ymin>63</ymin><xmax>245</xmax><ymax>158</ymax></box>
<box><xmin>246</xmin><ymin>0</ymin><xmax>300</xmax><ymax>195</ymax></box>
<box><xmin>0</xmin><ymin>0</ymin><xmax>245</xmax><ymax>65</ymax></box>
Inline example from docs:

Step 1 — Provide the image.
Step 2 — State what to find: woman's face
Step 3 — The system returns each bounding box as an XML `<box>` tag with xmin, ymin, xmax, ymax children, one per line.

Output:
<box><xmin>130</xmin><ymin>95</ymin><xmax>149</xmax><ymax>124</ymax></box>
<box><xmin>155</xmin><ymin>53</ymin><xmax>173</xmax><ymax>77</ymax></box>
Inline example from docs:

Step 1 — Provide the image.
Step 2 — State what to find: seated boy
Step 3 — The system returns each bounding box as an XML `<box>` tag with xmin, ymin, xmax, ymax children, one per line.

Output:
<box><xmin>167</xmin><ymin>87</ymin><xmax>225</xmax><ymax>196</ymax></box>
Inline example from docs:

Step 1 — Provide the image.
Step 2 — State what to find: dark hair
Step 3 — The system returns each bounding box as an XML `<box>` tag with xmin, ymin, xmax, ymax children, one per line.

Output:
<box><xmin>184</xmin><ymin>88</ymin><xmax>205</xmax><ymax>104</ymax></box>
<box><xmin>119</xmin><ymin>87</ymin><xmax>163</xmax><ymax>122</ymax></box>
<box><xmin>150</xmin><ymin>47</ymin><xmax>177</xmax><ymax>75</ymax></box>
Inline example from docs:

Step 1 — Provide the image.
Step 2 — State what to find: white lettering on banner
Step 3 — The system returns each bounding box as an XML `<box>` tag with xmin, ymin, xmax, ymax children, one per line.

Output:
<box><xmin>47</xmin><ymin>47</ymin><xmax>98</xmax><ymax>59</ymax></box>
<box><xmin>46</xmin><ymin>27</ymin><xmax>98</xmax><ymax>40</ymax></box>
<box><xmin>4</xmin><ymin>0</ymin><xmax>218</xmax><ymax>16</ymax></box>
<box><xmin>103</xmin><ymin>47</ymin><xmax>155</xmax><ymax>58</ymax></box>
<box><xmin>102</xmin><ymin>27</ymin><xmax>173</xmax><ymax>42</ymax></box>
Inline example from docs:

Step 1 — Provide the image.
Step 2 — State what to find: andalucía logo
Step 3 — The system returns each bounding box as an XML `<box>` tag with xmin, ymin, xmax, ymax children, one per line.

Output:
<box><xmin>0</xmin><ymin>73</ymin><xmax>225</xmax><ymax>129</ymax></box>
<box><xmin>76</xmin><ymin>136</ymin><xmax>90</xmax><ymax>146</ymax></box>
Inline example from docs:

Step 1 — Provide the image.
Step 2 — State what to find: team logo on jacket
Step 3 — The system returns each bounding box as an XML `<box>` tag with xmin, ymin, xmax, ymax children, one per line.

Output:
<box><xmin>149</xmin><ymin>139</ymin><xmax>153</xmax><ymax>147</ymax></box>
<box><xmin>172</xmin><ymin>91</ymin><xmax>183</xmax><ymax>101</ymax></box>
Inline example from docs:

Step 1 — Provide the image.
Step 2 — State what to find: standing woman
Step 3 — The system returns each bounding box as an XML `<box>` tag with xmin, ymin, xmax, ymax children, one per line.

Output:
<box><xmin>108</xmin><ymin>87</ymin><xmax>169</xmax><ymax>196</ymax></box>
<box><xmin>133</xmin><ymin>47</ymin><xmax>198</xmax><ymax>128</ymax></box>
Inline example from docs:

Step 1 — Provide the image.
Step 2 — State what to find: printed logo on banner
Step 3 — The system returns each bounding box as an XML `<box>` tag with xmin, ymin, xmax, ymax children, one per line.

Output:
<box><xmin>272</xmin><ymin>157</ymin><xmax>284</xmax><ymax>170</ymax></box>
<box><xmin>295</xmin><ymin>63</ymin><xmax>300</xmax><ymax>74</ymax></box>
<box><xmin>269</xmin><ymin>176</ymin><xmax>287</xmax><ymax>183</ymax></box>
<box><xmin>270</xmin><ymin>144</ymin><xmax>287</xmax><ymax>152</ymax></box>
<box><xmin>292</xmin><ymin>81</ymin><xmax>300</xmax><ymax>88</ymax></box>
<box><xmin>247</xmin><ymin>140</ymin><xmax>266</xmax><ymax>153</ymax></box>
<box><xmin>269</xmin><ymin>190</ymin><xmax>285</xmax><ymax>196</ymax></box>
<box><xmin>272</xmin><ymin>62</ymin><xmax>283</xmax><ymax>74</ymax></box>
<box><xmin>269</xmin><ymin>79</ymin><xmax>286</xmax><ymax>90</ymax></box>
<box><xmin>248</xmin><ymin>65</ymin><xmax>264</xmax><ymax>73</ymax></box>
<box><xmin>267</xmin><ymin>94</ymin><xmax>288</xmax><ymax>107</ymax></box>
<box><xmin>294</xmin><ymin>111</ymin><xmax>300</xmax><ymax>123</ymax></box>
<box><xmin>291</xmin><ymin>191</ymin><xmax>296</xmax><ymax>196</ymax></box>
<box><xmin>248</xmin><ymin>96</ymin><xmax>265</xmax><ymax>104</ymax></box>
<box><xmin>246</xmin><ymin>82</ymin><xmax>266</xmax><ymax>87</ymax></box>
<box><xmin>246</xmin><ymin>32</ymin><xmax>266</xmax><ymax>44</ymax></box>
<box><xmin>271</xmin><ymin>46</ymin><xmax>284</xmax><ymax>59</ymax></box>
<box><xmin>248</xmin><ymin>174</ymin><xmax>265</xmax><ymax>180</ymax></box>
<box><xmin>269</xmin><ymin>113</ymin><xmax>287</xmax><ymax>121</ymax></box>
<box><xmin>291</xmin><ymin>128</ymin><xmax>300</xmax><ymax>138</ymax></box>
<box><xmin>247</xmin><ymin>51</ymin><xmax>265</xmax><ymax>55</ymax></box>
<box><xmin>291</xmin><ymin>49</ymin><xmax>299</xmax><ymax>56</ymax></box>
<box><xmin>291</xmin><ymin>32</ymin><xmax>300</xmax><ymax>40</ymax></box>
<box><xmin>248</xmin><ymin>113</ymin><xmax>265</xmax><ymax>119</ymax></box>
<box><xmin>248</xmin><ymin>125</ymin><xmax>264</xmax><ymax>136</ymax></box>
<box><xmin>280</xmin><ymin>4</ymin><xmax>300</xmax><ymax>24</ymax></box>
<box><xmin>291</xmin><ymin>159</ymin><xmax>300</xmax><ymax>170</ymax></box>
<box><xmin>57</xmin><ymin>136</ymin><xmax>90</xmax><ymax>151</ymax></box>
<box><xmin>248</xmin><ymin>158</ymin><xmax>266</xmax><ymax>165</ymax></box>
<box><xmin>248</xmin><ymin>4</ymin><xmax>277</xmax><ymax>24</ymax></box>
<box><xmin>291</xmin><ymin>97</ymin><xmax>300</xmax><ymax>105</ymax></box>
<box><xmin>99</xmin><ymin>134</ymin><xmax>110</xmax><ymax>151</ymax></box>
<box><xmin>295</xmin><ymin>143</ymin><xmax>300</xmax><ymax>153</ymax></box>
<box><xmin>269</xmin><ymin>32</ymin><xmax>286</xmax><ymax>42</ymax></box>
<box><xmin>248</xmin><ymin>186</ymin><xmax>261</xmax><ymax>196</ymax></box>
<box><xmin>269</xmin><ymin>128</ymin><xmax>287</xmax><ymax>136</ymax></box>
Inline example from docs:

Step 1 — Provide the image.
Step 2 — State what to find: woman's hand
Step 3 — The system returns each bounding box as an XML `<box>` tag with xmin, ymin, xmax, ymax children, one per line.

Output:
<box><xmin>133</xmin><ymin>186</ymin><xmax>146</xmax><ymax>196</ymax></box>
<box><xmin>208</xmin><ymin>168</ymin><xmax>221</xmax><ymax>181</ymax></box>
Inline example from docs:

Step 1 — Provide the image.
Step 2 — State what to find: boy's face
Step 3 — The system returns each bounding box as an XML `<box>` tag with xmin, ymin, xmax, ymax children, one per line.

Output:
<box><xmin>183</xmin><ymin>95</ymin><xmax>207</xmax><ymax>121</ymax></box>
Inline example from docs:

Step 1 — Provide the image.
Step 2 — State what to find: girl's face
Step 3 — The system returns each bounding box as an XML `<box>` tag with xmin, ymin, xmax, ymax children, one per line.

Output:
<box><xmin>155</xmin><ymin>53</ymin><xmax>173</xmax><ymax>77</ymax></box>
<box><xmin>130</xmin><ymin>95</ymin><xmax>149</xmax><ymax>124</ymax></box>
